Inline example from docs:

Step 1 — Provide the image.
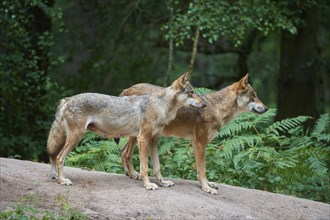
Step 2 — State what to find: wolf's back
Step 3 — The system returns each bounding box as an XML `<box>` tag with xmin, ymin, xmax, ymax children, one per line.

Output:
<box><xmin>120</xmin><ymin>83</ymin><xmax>164</xmax><ymax>97</ymax></box>
<box><xmin>47</xmin><ymin>98</ymin><xmax>69</xmax><ymax>156</ymax></box>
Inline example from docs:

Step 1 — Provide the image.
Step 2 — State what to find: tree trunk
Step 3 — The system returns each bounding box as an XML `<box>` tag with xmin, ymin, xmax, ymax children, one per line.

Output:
<box><xmin>276</xmin><ymin>6</ymin><xmax>319</xmax><ymax>121</ymax></box>
<box><xmin>237</xmin><ymin>29</ymin><xmax>257</xmax><ymax>76</ymax></box>
<box><xmin>189</xmin><ymin>27</ymin><xmax>200</xmax><ymax>75</ymax></box>
<box><xmin>164</xmin><ymin>4</ymin><xmax>174</xmax><ymax>86</ymax></box>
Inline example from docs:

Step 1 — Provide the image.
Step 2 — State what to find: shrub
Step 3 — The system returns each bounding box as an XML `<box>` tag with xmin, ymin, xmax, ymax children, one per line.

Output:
<box><xmin>0</xmin><ymin>0</ymin><xmax>67</xmax><ymax>160</ymax></box>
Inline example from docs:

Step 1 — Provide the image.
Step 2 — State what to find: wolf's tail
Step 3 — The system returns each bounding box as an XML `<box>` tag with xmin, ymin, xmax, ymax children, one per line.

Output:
<box><xmin>47</xmin><ymin>98</ymin><xmax>70</xmax><ymax>156</ymax></box>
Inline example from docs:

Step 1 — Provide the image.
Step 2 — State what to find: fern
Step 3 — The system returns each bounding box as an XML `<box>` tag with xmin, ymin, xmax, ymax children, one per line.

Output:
<box><xmin>220</xmin><ymin>135</ymin><xmax>262</xmax><ymax>157</ymax></box>
<box><xmin>312</xmin><ymin>113</ymin><xmax>330</xmax><ymax>136</ymax></box>
<box><xmin>253</xmin><ymin>108</ymin><xmax>277</xmax><ymax>125</ymax></box>
<box><xmin>266</xmin><ymin>115</ymin><xmax>311</xmax><ymax>135</ymax></box>
<box><xmin>311</xmin><ymin>113</ymin><xmax>330</xmax><ymax>144</ymax></box>
<box><xmin>318</xmin><ymin>134</ymin><xmax>330</xmax><ymax>143</ymax></box>
<box><xmin>195</xmin><ymin>87</ymin><xmax>213</xmax><ymax>95</ymax></box>
<box><xmin>158</xmin><ymin>137</ymin><xmax>176</xmax><ymax>155</ymax></box>
<box><xmin>308</xmin><ymin>156</ymin><xmax>328</xmax><ymax>176</ymax></box>
<box><xmin>66</xmin><ymin>132</ymin><xmax>126</xmax><ymax>173</ymax></box>
<box><xmin>217</xmin><ymin>108</ymin><xmax>277</xmax><ymax>139</ymax></box>
<box><xmin>217</xmin><ymin>112</ymin><xmax>256</xmax><ymax>138</ymax></box>
<box><xmin>210</xmin><ymin>111</ymin><xmax>329</xmax><ymax>202</ymax></box>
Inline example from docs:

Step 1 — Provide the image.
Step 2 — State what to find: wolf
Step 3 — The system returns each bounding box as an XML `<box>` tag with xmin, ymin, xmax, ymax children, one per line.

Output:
<box><xmin>120</xmin><ymin>74</ymin><xmax>268</xmax><ymax>194</ymax></box>
<box><xmin>47</xmin><ymin>72</ymin><xmax>206</xmax><ymax>190</ymax></box>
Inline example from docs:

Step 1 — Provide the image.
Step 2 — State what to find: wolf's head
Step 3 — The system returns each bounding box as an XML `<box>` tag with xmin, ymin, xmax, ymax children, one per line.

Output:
<box><xmin>171</xmin><ymin>72</ymin><xmax>206</xmax><ymax>109</ymax></box>
<box><xmin>234</xmin><ymin>74</ymin><xmax>268</xmax><ymax>114</ymax></box>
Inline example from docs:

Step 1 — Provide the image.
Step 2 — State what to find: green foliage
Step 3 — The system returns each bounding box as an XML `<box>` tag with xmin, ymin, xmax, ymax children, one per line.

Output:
<box><xmin>67</xmin><ymin>110</ymin><xmax>330</xmax><ymax>203</ymax></box>
<box><xmin>66</xmin><ymin>132</ymin><xmax>125</xmax><ymax>174</ymax></box>
<box><xmin>163</xmin><ymin>0</ymin><xmax>317</xmax><ymax>46</ymax></box>
<box><xmin>158</xmin><ymin>137</ymin><xmax>197</xmax><ymax>180</ymax></box>
<box><xmin>195</xmin><ymin>87</ymin><xmax>213</xmax><ymax>95</ymax></box>
<box><xmin>155</xmin><ymin>110</ymin><xmax>330</xmax><ymax>204</ymax></box>
<box><xmin>0</xmin><ymin>0</ymin><xmax>68</xmax><ymax>160</ymax></box>
<box><xmin>0</xmin><ymin>195</ymin><xmax>86</xmax><ymax>220</ymax></box>
<box><xmin>51</xmin><ymin>1</ymin><xmax>169</xmax><ymax>94</ymax></box>
<box><xmin>207</xmin><ymin>110</ymin><xmax>330</xmax><ymax>202</ymax></box>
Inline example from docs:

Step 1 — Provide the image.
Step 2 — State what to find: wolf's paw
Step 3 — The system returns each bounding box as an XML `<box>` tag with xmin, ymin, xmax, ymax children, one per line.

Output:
<box><xmin>203</xmin><ymin>186</ymin><xmax>218</xmax><ymax>195</ymax></box>
<box><xmin>160</xmin><ymin>180</ymin><xmax>175</xmax><ymax>187</ymax></box>
<box><xmin>144</xmin><ymin>183</ymin><xmax>158</xmax><ymax>190</ymax></box>
<box><xmin>208</xmin><ymin>181</ymin><xmax>218</xmax><ymax>189</ymax></box>
<box><xmin>51</xmin><ymin>174</ymin><xmax>58</xmax><ymax>179</ymax></box>
<box><xmin>59</xmin><ymin>178</ymin><xmax>72</xmax><ymax>185</ymax></box>
<box><xmin>129</xmin><ymin>171</ymin><xmax>141</xmax><ymax>180</ymax></box>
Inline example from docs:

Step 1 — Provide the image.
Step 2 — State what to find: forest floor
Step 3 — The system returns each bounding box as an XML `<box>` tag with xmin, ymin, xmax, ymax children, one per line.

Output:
<box><xmin>1</xmin><ymin>158</ymin><xmax>329</xmax><ymax>220</ymax></box>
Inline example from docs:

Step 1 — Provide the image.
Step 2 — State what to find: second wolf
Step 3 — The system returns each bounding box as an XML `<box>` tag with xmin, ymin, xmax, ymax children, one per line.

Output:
<box><xmin>47</xmin><ymin>72</ymin><xmax>206</xmax><ymax>190</ymax></box>
<box><xmin>120</xmin><ymin>74</ymin><xmax>268</xmax><ymax>194</ymax></box>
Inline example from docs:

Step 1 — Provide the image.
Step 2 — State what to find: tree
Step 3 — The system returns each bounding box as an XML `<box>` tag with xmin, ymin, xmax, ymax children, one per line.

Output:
<box><xmin>0</xmin><ymin>0</ymin><xmax>64</xmax><ymax>160</ymax></box>
<box><xmin>163</xmin><ymin>0</ymin><xmax>321</xmax><ymax>117</ymax></box>
<box><xmin>163</xmin><ymin>0</ymin><xmax>303</xmax><ymax>69</ymax></box>
<box><xmin>277</xmin><ymin>4</ymin><xmax>321</xmax><ymax>120</ymax></box>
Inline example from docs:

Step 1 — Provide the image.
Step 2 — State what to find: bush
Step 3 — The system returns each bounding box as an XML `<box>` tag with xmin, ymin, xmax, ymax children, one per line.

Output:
<box><xmin>0</xmin><ymin>0</ymin><xmax>67</xmax><ymax>160</ymax></box>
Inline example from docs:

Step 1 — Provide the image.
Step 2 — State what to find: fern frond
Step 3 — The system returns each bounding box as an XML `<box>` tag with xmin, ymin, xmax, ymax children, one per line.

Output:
<box><xmin>172</xmin><ymin>146</ymin><xmax>193</xmax><ymax>168</ymax></box>
<box><xmin>195</xmin><ymin>87</ymin><xmax>214</xmax><ymax>95</ymax></box>
<box><xmin>79</xmin><ymin>132</ymin><xmax>100</xmax><ymax>145</ymax></box>
<box><xmin>217</xmin><ymin>109</ymin><xmax>277</xmax><ymax>139</ymax></box>
<box><xmin>312</xmin><ymin>113</ymin><xmax>330</xmax><ymax>136</ymax></box>
<box><xmin>253</xmin><ymin>108</ymin><xmax>277</xmax><ymax>126</ymax></box>
<box><xmin>233</xmin><ymin>151</ymin><xmax>249</xmax><ymax>170</ymax></box>
<box><xmin>308</xmin><ymin>157</ymin><xmax>328</xmax><ymax>176</ymax></box>
<box><xmin>217</xmin><ymin>113</ymin><xmax>256</xmax><ymax>138</ymax></box>
<box><xmin>220</xmin><ymin>135</ymin><xmax>262</xmax><ymax>158</ymax></box>
<box><xmin>317</xmin><ymin>134</ymin><xmax>330</xmax><ymax>143</ymax></box>
<box><xmin>266</xmin><ymin>116</ymin><xmax>311</xmax><ymax>135</ymax></box>
<box><xmin>289</xmin><ymin>136</ymin><xmax>314</xmax><ymax>148</ymax></box>
<box><xmin>66</xmin><ymin>152</ymin><xmax>91</xmax><ymax>165</ymax></box>
<box><xmin>104</xmin><ymin>153</ymin><xmax>123</xmax><ymax>173</ymax></box>
<box><xmin>158</xmin><ymin>137</ymin><xmax>177</xmax><ymax>155</ymax></box>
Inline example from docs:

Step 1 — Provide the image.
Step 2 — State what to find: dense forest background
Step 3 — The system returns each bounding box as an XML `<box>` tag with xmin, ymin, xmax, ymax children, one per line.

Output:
<box><xmin>1</xmin><ymin>0</ymin><xmax>329</xmax><ymax>203</ymax></box>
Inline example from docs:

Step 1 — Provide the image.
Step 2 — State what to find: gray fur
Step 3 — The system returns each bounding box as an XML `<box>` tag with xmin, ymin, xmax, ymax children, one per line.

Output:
<box><xmin>46</xmin><ymin>72</ymin><xmax>206</xmax><ymax>189</ymax></box>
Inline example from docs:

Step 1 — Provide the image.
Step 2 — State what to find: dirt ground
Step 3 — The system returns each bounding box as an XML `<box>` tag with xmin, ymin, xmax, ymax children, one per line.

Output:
<box><xmin>1</xmin><ymin>158</ymin><xmax>329</xmax><ymax>220</ymax></box>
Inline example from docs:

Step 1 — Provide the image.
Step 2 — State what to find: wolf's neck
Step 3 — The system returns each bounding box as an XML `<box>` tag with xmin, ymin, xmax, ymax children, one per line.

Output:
<box><xmin>205</xmin><ymin>85</ymin><xmax>243</xmax><ymax>125</ymax></box>
<box><xmin>158</xmin><ymin>88</ymin><xmax>182</xmax><ymax>124</ymax></box>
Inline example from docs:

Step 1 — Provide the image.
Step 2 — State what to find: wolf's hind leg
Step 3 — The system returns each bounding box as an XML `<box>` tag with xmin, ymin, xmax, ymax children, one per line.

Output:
<box><xmin>50</xmin><ymin>155</ymin><xmax>58</xmax><ymax>179</ymax></box>
<box><xmin>121</xmin><ymin>137</ymin><xmax>140</xmax><ymax>179</ymax></box>
<box><xmin>56</xmin><ymin>129</ymin><xmax>84</xmax><ymax>185</ymax></box>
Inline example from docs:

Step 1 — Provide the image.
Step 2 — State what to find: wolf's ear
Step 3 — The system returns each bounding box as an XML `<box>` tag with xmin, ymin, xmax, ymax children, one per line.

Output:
<box><xmin>172</xmin><ymin>72</ymin><xmax>189</xmax><ymax>90</ymax></box>
<box><xmin>239</xmin><ymin>73</ymin><xmax>249</xmax><ymax>88</ymax></box>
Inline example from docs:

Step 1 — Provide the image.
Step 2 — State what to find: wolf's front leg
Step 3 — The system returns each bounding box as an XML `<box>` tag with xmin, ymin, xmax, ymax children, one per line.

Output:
<box><xmin>193</xmin><ymin>141</ymin><xmax>218</xmax><ymax>195</ymax></box>
<box><xmin>138</xmin><ymin>135</ymin><xmax>158</xmax><ymax>190</ymax></box>
<box><xmin>150</xmin><ymin>139</ymin><xmax>175</xmax><ymax>187</ymax></box>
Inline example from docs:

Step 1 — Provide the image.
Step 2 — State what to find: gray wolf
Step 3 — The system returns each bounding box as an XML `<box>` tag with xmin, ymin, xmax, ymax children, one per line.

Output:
<box><xmin>47</xmin><ymin>72</ymin><xmax>206</xmax><ymax>190</ymax></box>
<box><xmin>120</xmin><ymin>74</ymin><xmax>268</xmax><ymax>194</ymax></box>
